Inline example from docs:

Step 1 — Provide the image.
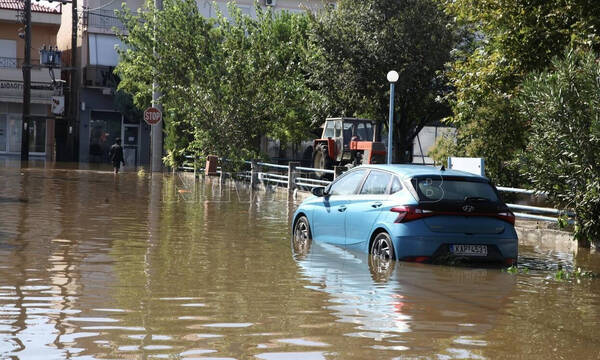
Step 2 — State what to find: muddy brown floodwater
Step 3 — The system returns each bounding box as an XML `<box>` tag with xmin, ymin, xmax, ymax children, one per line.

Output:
<box><xmin>1</xmin><ymin>161</ymin><xmax>600</xmax><ymax>360</ymax></box>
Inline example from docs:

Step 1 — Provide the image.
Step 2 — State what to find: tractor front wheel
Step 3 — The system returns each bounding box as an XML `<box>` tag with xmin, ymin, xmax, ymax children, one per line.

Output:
<box><xmin>313</xmin><ymin>144</ymin><xmax>333</xmax><ymax>179</ymax></box>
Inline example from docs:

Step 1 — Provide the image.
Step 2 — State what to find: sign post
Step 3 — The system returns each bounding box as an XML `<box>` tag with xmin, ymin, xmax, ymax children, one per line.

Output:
<box><xmin>144</xmin><ymin>107</ymin><xmax>162</xmax><ymax>125</ymax></box>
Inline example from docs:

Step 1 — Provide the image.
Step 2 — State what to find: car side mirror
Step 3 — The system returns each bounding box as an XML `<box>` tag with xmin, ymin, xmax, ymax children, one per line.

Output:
<box><xmin>312</xmin><ymin>186</ymin><xmax>326</xmax><ymax>197</ymax></box>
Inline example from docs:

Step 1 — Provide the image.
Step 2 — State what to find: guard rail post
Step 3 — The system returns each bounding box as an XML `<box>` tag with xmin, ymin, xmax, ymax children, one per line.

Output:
<box><xmin>218</xmin><ymin>157</ymin><xmax>224</xmax><ymax>183</ymax></box>
<box><xmin>193</xmin><ymin>156</ymin><xmax>197</xmax><ymax>179</ymax></box>
<box><xmin>288</xmin><ymin>162</ymin><xmax>299</xmax><ymax>196</ymax></box>
<box><xmin>250</xmin><ymin>160</ymin><xmax>260</xmax><ymax>189</ymax></box>
<box><xmin>334</xmin><ymin>166</ymin><xmax>346</xmax><ymax>179</ymax></box>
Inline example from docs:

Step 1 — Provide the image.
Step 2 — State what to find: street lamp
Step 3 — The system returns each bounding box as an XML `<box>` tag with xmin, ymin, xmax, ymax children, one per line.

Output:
<box><xmin>386</xmin><ymin>70</ymin><xmax>399</xmax><ymax>164</ymax></box>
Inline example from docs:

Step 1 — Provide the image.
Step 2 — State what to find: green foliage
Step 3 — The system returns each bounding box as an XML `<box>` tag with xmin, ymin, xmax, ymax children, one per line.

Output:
<box><xmin>428</xmin><ymin>133</ymin><xmax>463</xmax><ymax>166</ymax></box>
<box><xmin>554</xmin><ymin>265</ymin><xmax>596</xmax><ymax>281</ymax></box>
<box><xmin>307</xmin><ymin>0</ymin><xmax>455</xmax><ymax>162</ymax></box>
<box><xmin>442</xmin><ymin>0</ymin><xmax>600</xmax><ymax>185</ymax></box>
<box><xmin>115</xmin><ymin>0</ymin><xmax>314</xmax><ymax>167</ymax></box>
<box><xmin>517</xmin><ymin>49</ymin><xmax>600</xmax><ymax>244</ymax></box>
<box><xmin>115</xmin><ymin>0</ymin><xmax>459</xmax><ymax>167</ymax></box>
<box><xmin>504</xmin><ymin>265</ymin><xmax>529</xmax><ymax>275</ymax></box>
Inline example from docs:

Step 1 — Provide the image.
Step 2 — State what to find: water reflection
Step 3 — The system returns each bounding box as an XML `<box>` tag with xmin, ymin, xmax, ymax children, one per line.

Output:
<box><xmin>293</xmin><ymin>241</ymin><xmax>517</xmax><ymax>356</ymax></box>
<box><xmin>0</xmin><ymin>164</ymin><xmax>599</xmax><ymax>359</ymax></box>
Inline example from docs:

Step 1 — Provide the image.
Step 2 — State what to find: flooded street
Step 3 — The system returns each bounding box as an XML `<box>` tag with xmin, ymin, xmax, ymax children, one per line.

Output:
<box><xmin>1</xmin><ymin>162</ymin><xmax>600</xmax><ymax>359</ymax></box>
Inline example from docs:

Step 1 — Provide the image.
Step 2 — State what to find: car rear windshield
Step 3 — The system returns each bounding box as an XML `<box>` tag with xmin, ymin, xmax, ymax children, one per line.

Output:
<box><xmin>413</xmin><ymin>177</ymin><xmax>499</xmax><ymax>203</ymax></box>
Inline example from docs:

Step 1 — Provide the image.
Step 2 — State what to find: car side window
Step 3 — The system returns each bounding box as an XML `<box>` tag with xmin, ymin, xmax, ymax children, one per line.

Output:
<box><xmin>360</xmin><ymin>170</ymin><xmax>392</xmax><ymax>195</ymax></box>
<box><xmin>390</xmin><ymin>176</ymin><xmax>403</xmax><ymax>194</ymax></box>
<box><xmin>328</xmin><ymin>169</ymin><xmax>367</xmax><ymax>196</ymax></box>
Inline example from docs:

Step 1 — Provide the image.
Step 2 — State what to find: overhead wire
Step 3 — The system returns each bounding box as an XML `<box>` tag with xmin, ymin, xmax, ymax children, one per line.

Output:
<box><xmin>86</xmin><ymin>0</ymin><xmax>117</xmax><ymax>12</ymax></box>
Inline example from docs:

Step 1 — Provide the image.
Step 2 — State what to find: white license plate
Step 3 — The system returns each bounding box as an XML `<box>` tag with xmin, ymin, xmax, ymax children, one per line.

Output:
<box><xmin>450</xmin><ymin>244</ymin><xmax>488</xmax><ymax>257</ymax></box>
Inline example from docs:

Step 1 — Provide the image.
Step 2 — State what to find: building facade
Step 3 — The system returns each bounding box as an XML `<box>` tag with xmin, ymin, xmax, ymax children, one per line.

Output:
<box><xmin>0</xmin><ymin>0</ymin><xmax>61</xmax><ymax>159</ymax></box>
<box><xmin>56</xmin><ymin>0</ymin><xmax>330</xmax><ymax>167</ymax></box>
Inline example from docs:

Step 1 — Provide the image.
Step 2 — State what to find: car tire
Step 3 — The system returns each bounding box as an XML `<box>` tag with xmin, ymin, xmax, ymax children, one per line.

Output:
<box><xmin>292</xmin><ymin>216</ymin><xmax>312</xmax><ymax>257</ymax></box>
<box><xmin>370</xmin><ymin>232</ymin><xmax>395</xmax><ymax>260</ymax></box>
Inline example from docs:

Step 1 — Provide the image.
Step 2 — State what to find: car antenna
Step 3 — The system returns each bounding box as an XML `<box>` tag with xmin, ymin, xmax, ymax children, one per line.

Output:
<box><xmin>439</xmin><ymin>164</ymin><xmax>446</xmax><ymax>171</ymax></box>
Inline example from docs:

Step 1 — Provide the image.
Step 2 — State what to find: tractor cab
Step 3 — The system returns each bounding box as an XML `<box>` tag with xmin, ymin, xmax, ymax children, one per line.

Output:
<box><xmin>313</xmin><ymin>118</ymin><xmax>386</xmax><ymax>175</ymax></box>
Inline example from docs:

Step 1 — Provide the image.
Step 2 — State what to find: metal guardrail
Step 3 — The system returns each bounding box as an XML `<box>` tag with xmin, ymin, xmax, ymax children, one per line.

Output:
<box><xmin>178</xmin><ymin>156</ymin><xmax>572</xmax><ymax>223</ymax></box>
<box><xmin>296</xmin><ymin>166</ymin><xmax>335</xmax><ymax>174</ymax></box>
<box><xmin>496</xmin><ymin>186</ymin><xmax>547</xmax><ymax>195</ymax></box>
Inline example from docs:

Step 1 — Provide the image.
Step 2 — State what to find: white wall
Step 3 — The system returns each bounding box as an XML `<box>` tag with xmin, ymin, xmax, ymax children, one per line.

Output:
<box><xmin>0</xmin><ymin>39</ymin><xmax>17</xmax><ymax>60</ymax></box>
<box><xmin>412</xmin><ymin>126</ymin><xmax>457</xmax><ymax>165</ymax></box>
<box><xmin>197</xmin><ymin>0</ymin><xmax>328</xmax><ymax>19</ymax></box>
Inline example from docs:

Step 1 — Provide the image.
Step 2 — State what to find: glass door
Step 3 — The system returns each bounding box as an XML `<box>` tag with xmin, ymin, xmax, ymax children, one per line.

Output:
<box><xmin>89</xmin><ymin>111</ymin><xmax>122</xmax><ymax>162</ymax></box>
<box><xmin>7</xmin><ymin>114</ymin><xmax>21</xmax><ymax>153</ymax></box>
<box><xmin>122</xmin><ymin>124</ymin><xmax>139</xmax><ymax>166</ymax></box>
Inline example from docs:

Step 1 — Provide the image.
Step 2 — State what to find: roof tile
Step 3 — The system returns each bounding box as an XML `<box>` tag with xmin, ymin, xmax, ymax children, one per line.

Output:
<box><xmin>0</xmin><ymin>0</ymin><xmax>61</xmax><ymax>14</ymax></box>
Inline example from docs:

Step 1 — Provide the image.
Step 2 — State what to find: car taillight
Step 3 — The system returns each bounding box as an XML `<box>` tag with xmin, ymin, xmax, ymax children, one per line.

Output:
<box><xmin>496</xmin><ymin>211</ymin><xmax>516</xmax><ymax>225</ymax></box>
<box><xmin>391</xmin><ymin>206</ymin><xmax>433</xmax><ymax>223</ymax></box>
<box><xmin>391</xmin><ymin>206</ymin><xmax>517</xmax><ymax>225</ymax></box>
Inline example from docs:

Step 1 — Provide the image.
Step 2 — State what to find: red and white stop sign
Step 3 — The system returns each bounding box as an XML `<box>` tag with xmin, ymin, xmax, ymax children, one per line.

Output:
<box><xmin>144</xmin><ymin>107</ymin><xmax>162</xmax><ymax>125</ymax></box>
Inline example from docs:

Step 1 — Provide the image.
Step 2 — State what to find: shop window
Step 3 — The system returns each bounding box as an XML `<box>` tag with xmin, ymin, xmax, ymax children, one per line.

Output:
<box><xmin>89</xmin><ymin>111</ymin><xmax>121</xmax><ymax>162</ymax></box>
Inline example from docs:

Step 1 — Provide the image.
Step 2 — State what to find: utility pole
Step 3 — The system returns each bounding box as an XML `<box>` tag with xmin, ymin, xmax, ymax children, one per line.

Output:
<box><xmin>151</xmin><ymin>0</ymin><xmax>163</xmax><ymax>172</ymax></box>
<box><xmin>20</xmin><ymin>0</ymin><xmax>31</xmax><ymax>162</ymax></box>
<box><xmin>67</xmin><ymin>0</ymin><xmax>78</xmax><ymax>162</ymax></box>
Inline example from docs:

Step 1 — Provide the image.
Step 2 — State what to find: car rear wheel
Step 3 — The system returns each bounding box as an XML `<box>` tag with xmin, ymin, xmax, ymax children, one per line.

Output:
<box><xmin>292</xmin><ymin>216</ymin><xmax>312</xmax><ymax>257</ymax></box>
<box><xmin>370</xmin><ymin>232</ymin><xmax>395</xmax><ymax>260</ymax></box>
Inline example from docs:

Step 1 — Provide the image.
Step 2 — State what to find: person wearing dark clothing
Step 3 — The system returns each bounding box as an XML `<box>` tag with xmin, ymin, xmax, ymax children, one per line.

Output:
<box><xmin>109</xmin><ymin>138</ymin><xmax>125</xmax><ymax>173</ymax></box>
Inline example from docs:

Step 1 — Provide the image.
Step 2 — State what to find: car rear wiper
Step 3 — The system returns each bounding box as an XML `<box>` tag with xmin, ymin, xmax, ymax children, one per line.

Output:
<box><xmin>464</xmin><ymin>196</ymin><xmax>491</xmax><ymax>202</ymax></box>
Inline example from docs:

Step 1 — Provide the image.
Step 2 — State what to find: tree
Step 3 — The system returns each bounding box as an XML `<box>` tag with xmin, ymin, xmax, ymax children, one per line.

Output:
<box><xmin>441</xmin><ymin>0</ymin><xmax>600</xmax><ymax>185</ymax></box>
<box><xmin>115</xmin><ymin>0</ymin><xmax>314</xmax><ymax>166</ymax></box>
<box><xmin>307</xmin><ymin>0</ymin><xmax>455</xmax><ymax>162</ymax></box>
<box><xmin>517</xmin><ymin>49</ymin><xmax>600</xmax><ymax>246</ymax></box>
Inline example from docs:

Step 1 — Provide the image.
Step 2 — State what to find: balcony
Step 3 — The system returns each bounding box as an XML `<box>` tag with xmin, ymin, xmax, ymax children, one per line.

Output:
<box><xmin>0</xmin><ymin>57</ymin><xmax>57</xmax><ymax>83</ymax></box>
<box><xmin>84</xmin><ymin>9</ymin><xmax>126</xmax><ymax>33</ymax></box>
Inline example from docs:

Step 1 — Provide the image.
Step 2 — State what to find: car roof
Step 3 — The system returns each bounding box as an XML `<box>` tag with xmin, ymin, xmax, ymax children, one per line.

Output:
<box><xmin>353</xmin><ymin>164</ymin><xmax>488</xmax><ymax>180</ymax></box>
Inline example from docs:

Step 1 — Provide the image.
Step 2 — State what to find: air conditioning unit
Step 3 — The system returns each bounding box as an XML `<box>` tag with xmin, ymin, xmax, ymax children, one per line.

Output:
<box><xmin>265</xmin><ymin>0</ymin><xmax>276</xmax><ymax>6</ymax></box>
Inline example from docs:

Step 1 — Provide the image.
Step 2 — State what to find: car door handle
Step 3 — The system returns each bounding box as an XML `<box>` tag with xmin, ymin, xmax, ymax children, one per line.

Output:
<box><xmin>371</xmin><ymin>202</ymin><xmax>382</xmax><ymax>208</ymax></box>
<box><xmin>338</xmin><ymin>205</ymin><xmax>347</xmax><ymax>212</ymax></box>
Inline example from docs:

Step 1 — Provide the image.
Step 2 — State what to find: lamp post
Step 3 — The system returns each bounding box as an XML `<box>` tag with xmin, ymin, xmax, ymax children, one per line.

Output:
<box><xmin>386</xmin><ymin>70</ymin><xmax>399</xmax><ymax>164</ymax></box>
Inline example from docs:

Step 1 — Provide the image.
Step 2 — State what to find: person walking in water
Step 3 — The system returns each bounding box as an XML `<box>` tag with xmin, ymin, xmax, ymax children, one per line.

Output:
<box><xmin>109</xmin><ymin>138</ymin><xmax>125</xmax><ymax>173</ymax></box>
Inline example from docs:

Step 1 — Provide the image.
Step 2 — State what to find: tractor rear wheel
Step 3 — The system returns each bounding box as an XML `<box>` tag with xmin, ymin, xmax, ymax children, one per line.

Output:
<box><xmin>313</xmin><ymin>144</ymin><xmax>332</xmax><ymax>179</ymax></box>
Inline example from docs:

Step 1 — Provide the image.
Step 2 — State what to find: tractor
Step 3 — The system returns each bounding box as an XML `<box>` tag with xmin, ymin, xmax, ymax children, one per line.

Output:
<box><xmin>312</xmin><ymin>118</ymin><xmax>386</xmax><ymax>177</ymax></box>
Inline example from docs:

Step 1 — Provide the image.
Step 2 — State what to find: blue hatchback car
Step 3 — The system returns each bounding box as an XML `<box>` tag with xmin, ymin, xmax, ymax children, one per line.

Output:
<box><xmin>292</xmin><ymin>165</ymin><xmax>518</xmax><ymax>265</ymax></box>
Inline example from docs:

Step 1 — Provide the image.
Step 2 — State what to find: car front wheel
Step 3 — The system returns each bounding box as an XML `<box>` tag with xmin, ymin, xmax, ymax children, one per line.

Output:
<box><xmin>370</xmin><ymin>232</ymin><xmax>395</xmax><ymax>260</ymax></box>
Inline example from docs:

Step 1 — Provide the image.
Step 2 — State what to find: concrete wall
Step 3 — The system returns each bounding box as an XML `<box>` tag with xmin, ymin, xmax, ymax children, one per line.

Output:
<box><xmin>0</xmin><ymin>21</ymin><xmax>60</xmax><ymax>63</ymax></box>
<box><xmin>0</xmin><ymin>8</ymin><xmax>61</xmax><ymax>25</ymax></box>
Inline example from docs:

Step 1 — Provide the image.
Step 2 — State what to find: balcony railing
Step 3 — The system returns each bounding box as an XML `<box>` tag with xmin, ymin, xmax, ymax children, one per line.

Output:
<box><xmin>0</xmin><ymin>57</ymin><xmax>18</xmax><ymax>68</ymax></box>
<box><xmin>0</xmin><ymin>57</ymin><xmax>50</xmax><ymax>68</ymax></box>
<box><xmin>85</xmin><ymin>9</ymin><xmax>126</xmax><ymax>32</ymax></box>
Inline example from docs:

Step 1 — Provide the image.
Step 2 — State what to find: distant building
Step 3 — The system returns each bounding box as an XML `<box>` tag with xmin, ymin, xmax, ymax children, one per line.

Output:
<box><xmin>412</xmin><ymin>125</ymin><xmax>456</xmax><ymax>165</ymax></box>
<box><xmin>56</xmin><ymin>0</ymin><xmax>332</xmax><ymax>167</ymax></box>
<box><xmin>0</xmin><ymin>0</ymin><xmax>61</xmax><ymax>158</ymax></box>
